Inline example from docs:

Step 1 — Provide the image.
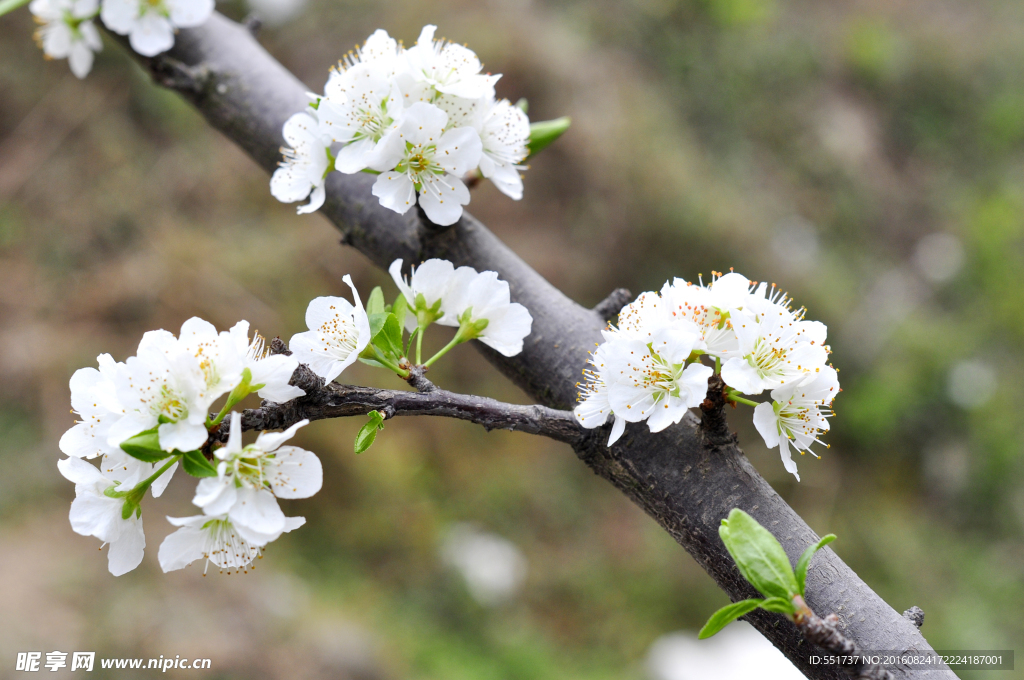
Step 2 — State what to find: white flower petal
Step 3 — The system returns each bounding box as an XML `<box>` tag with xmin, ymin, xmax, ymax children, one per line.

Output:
<box><xmin>266</xmin><ymin>446</ymin><xmax>322</xmax><ymax>499</ymax></box>
<box><xmin>158</xmin><ymin>522</ymin><xmax>206</xmax><ymax>572</ymax></box>
<box><xmin>106</xmin><ymin>516</ymin><xmax>146</xmax><ymax>576</ymax></box>
<box><xmin>228</xmin><ymin>487</ymin><xmax>286</xmax><ymax>535</ymax></box>
<box><xmin>372</xmin><ymin>172</ymin><xmax>416</xmax><ymax>214</ymax></box>
<box><xmin>128</xmin><ymin>12</ymin><xmax>175</xmax><ymax>57</ymax></box>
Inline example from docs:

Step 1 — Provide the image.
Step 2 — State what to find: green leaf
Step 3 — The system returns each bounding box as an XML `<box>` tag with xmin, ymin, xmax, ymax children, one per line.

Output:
<box><xmin>758</xmin><ymin>596</ymin><xmax>797</xmax><ymax>615</ymax></box>
<box><xmin>698</xmin><ymin>599</ymin><xmax>763</xmax><ymax>639</ymax></box>
<box><xmin>526</xmin><ymin>116</ymin><xmax>571</xmax><ymax>158</ymax></box>
<box><xmin>181</xmin><ymin>450</ymin><xmax>218</xmax><ymax>478</ymax></box>
<box><xmin>120</xmin><ymin>429</ymin><xmax>173</xmax><ymax>463</ymax></box>
<box><xmin>393</xmin><ymin>294</ymin><xmax>409</xmax><ymax>341</ymax></box>
<box><xmin>372</xmin><ymin>313</ymin><xmax>404</xmax><ymax>359</ymax></box>
<box><xmin>719</xmin><ymin>508</ymin><xmax>799</xmax><ymax>600</ymax></box>
<box><xmin>0</xmin><ymin>0</ymin><xmax>31</xmax><ymax>18</ymax></box>
<box><xmin>354</xmin><ymin>410</ymin><xmax>385</xmax><ymax>454</ymax></box>
<box><xmin>368</xmin><ymin>312</ymin><xmax>389</xmax><ymax>339</ymax></box>
<box><xmin>796</xmin><ymin>534</ymin><xmax>837</xmax><ymax>596</ymax></box>
<box><xmin>366</xmin><ymin>286</ymin><xmax>386</xmax><ymax>316</ymax></box>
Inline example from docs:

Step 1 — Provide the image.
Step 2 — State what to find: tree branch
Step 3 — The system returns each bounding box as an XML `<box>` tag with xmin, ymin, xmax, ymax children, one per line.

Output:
<box><xmin>237</xmin><ymin>376</ymin><xmax>582</xmax><ymax>444</ymax></box>
<box><xmin>114</xmin><ymin>15</ymin><xmax>955</xmax><ymax>679</ymax></box>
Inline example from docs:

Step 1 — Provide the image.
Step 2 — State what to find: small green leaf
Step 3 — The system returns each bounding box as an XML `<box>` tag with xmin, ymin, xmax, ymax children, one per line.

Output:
<box><xmin>698</xmin><ymin>599</ymin><xmax>763</xmax><ymax>639</ymax></box>
<box><xmin>0</xmin><ymin>0</ymin><xmax>31</xmax><ymax>18</ymax></box>
<box><xmin>758</xmin><ymin>596</ymin><xmax>797</xmax><ymax>615</ymax></box>
<box><xmin>393</xmin><ymin>294</ymin><xmax>409</xmax><ymax>338</ymax></box>
<box><xmin>796</xmin><ymin>534</ymin><xmax>837</xmax><ymax>596</ymax></box>
<box><xmin>719</xmin><ymin>508</ymin><xmax>799</xmax><ymax>600</ymax></box>
<box><xmin>372</xmin><ymin>313</ymin><xmax>404</xmax><ymax>359</ymax></box>
<box><xmin>181</xmin><ymin>450</ymin><xmax>218</xmax><ymax>478</ymax></box>
<box><xmin>354</xmin><ymin>410</ymin><xmax>385</xmax><ymax>454</ymax></box>
<box><xmin>120</xmin><ymin>429</ymin><xmax>172</xmax><ymax>463</ymax></box>
<box><xmin>366</xmin><ymin>286</ymin><xmax>386</xmax><ymax>316</ymax></box>
<box><xmin>526</xmin><ymin>116</ymin><xmax>571</xmax><ymax>158</ymax></box>
<box><xmin>368</xmin><ymin>312</ymin><xmax>389</xmax><ymax>339</ymax></box>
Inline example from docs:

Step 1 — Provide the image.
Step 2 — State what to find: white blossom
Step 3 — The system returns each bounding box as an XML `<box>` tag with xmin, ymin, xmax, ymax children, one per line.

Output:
<box><xmin>574</xmin><ymin>341</ymin><xmax>627</xmax><ymax>445</ymax></box>
<box><xmin>177</xmin><ymin>316</ymin><xmax>247</xmax><ymax>408</ymax></box>
<box><xmin>58</xmin><ymin>456</ymin><xmax>146</xmax><ymax>576</ymax></box>
<box><xmin>106</xmin><ymin>328</ymin><xmax>210</xmax><ymax>453</ymax></box>
<box><xmin>271</xmin><ymin>111</ymin><xmax>332</xmax><ymax>214</ymax></box>
<box><xmin>158</xmin><ymin>513</ymin><xmax>305</xmax><ymax>574</ymax></box>
<box><xmin>721</xmin><ymin>304</ymin><xmax>829</xmax><ymax>396</ymax></box>
<box><xmin>29</xmin><ymin>0</ymin><xmax>101</xmax><ymax>79</ymax></box>
<box><xmin>402</xmin><ymin>24</ymin><xmax>500</xmax><ymax>101</ymax></box>
<box><xmin>229</xmin><ymin>321</ymin><xmax>305</xmax><ymax>403</ymax></box>
<box><xmin>477</xmin><ymin>99</ymin><xmax>530</xmax><ymax>200</ymax></box>
<box><xmin>318</xmin><ymin>63</ymin><xmax>402</xmax><ymax>173</ymax></box>
<box><xmin>657</xmin><ymin>280</ymin><xmax>742</xmax><ymax>360</ymax></box>
<box><xmin>437</xmin><ymin>268</ymin><xmax>533</xmax><ymax>357</ymax></box>
<box><xmin>100</xmin><ymin>0</ymin><xmax>213</xmax><ymax>57</ymax></box>
<box><xmin>289</xmin><ymin>275</ymin><xmax>372</xmax><ymax>382</ymax></box>
<box><xmin>388</xmin><ymin>257</ymin><xmax>455</xmax><ymax>328</ymax></box>
<box><xmin>59</xmin><ymin>353</ymin><xmax>122</xmax><ymax>460</ymax></box>
<box><xmin>371</xmin><ymin>102</ymin><xmax>482</xmax><ymax>226</ymax></box>
<box><xmin>336</xmin><ymin>28</ymin><xmax>401</xmax><ymax>71</ymax></box>
<box><xmin>603</xmin><ymin>329</ymin><xmax>714</xmax><ymax>433</ymax></box>
<box><xmin>753</xmin><ymin>365</ymin><xmax>839</xmax><ymax>481</ymax></box>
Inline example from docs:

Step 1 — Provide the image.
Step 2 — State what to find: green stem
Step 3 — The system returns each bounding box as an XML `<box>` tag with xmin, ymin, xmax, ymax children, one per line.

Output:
<box><xmin>374</xmin><ymin>345</ymin><xmax>408</xmax><ymax>377</ymax></box>
<box><xmin>423</xmin><ymin>330</ymin><xmax>466</xmax><ymax>368</ymax></box>
<box><xmin>715</xmin><ymin>356</ymin><xmax>722</xmax><ymax>374</ymax></box>
<box><xmin>416</xmin><ymin>326</ymin><xmax>425</xmax><ymax>365</ymax></box>
<box><xmin>727</xmin><ymin>391</ymin><xmax>760</xmax><ymax>408</ymax></box>
<box><xmin>141</xmin><ymin>455</ymin><xmax>180</xmax><ymax>490</ymax></box>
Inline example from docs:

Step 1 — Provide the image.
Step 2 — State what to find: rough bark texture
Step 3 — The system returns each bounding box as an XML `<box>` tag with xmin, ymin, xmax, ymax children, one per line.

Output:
<box><xmin>120</xmin><ymin>15</ymin><xmax>956</xmax><ymax>679</ymax></box>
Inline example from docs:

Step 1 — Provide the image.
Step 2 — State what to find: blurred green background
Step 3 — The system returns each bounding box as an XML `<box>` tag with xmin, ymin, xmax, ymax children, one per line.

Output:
<box><xmin>1</xmin><ymin>0</ymin><xmax>1023</xmax><ymax>678</ymax></box>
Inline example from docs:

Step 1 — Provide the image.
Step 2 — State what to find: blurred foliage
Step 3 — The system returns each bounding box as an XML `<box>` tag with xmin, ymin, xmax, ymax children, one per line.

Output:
<box><xmin>2</xmin><ymin>0</ymin><xmax>1023</xmax><ymax>678</ymax></box>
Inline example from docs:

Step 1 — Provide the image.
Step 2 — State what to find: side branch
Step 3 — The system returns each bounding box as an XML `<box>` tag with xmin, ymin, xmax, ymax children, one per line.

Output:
<box><xmin>234</xmin><ymin>363</ymin><xmax>583</xmax><ymax>445</ymax></box>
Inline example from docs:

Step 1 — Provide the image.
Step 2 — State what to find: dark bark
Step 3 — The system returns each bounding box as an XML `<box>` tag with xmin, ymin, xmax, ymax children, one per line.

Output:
<box><xmin>115</xmin><ymin>15</ymin><xmax>957</xmax><ymax>679</ymax></box>
<box><xmin>235</xmin><ymin>378</ymin><xmax>582</xmax><ymax>444</ymax></box>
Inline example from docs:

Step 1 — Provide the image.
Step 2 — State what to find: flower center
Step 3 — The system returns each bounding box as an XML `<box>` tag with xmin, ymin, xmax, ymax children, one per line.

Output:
<box><xmin>148</xmin><ymin>384</ymin><xmax>188</xmax><ymax>422</ymax></box>
<box><xmin>746</xmin><ymin>338</ymin><xmax>785</xmax><ymax>378</ymax></box>
<box><xmin>317</xmin><ymin>315</ymin><xmax>360</xmax><ymax>359</ymax></box>
<box><xmin>201</xmin><ymin>519</ymin><xmax>261</xmax><ymax>574</ymax></box>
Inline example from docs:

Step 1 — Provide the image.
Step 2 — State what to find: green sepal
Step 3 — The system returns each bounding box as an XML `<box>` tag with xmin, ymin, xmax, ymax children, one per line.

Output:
<box><xmin>366</xmin><ymin>286</ymin><xmax>386</xmax><ymax>316</ymax></box>
<box><xmin>120</xmin><ymin>428</ymin><xmax>173</xmax><ymax>463</ymax></box>
<box><xmin>526</xmin><ymin>116</ymin><xmax>571</xmax><ymax>159</ymax></box>
<box><xmin>515</xmin><ymin>97</ymin><xmax>528</xmax><ymax>113</ymax></box>
<box><xmin>796</xmin><ymin>534</ymin><xmax>837</xmax><ymax>596</ymax></box>
<box><xmin>354</xmin><ymin>410</ymin><xmax>386</xmax><ymax>454</ymax></box>
<box><xmin>181</xmin><ymin>450</ymin><xmax>218</xmax><ymax>478</ymax></box>
<box><xmin>121</xmin><ymin>498</ymin><xmax>140</xmax><ymax>520</ymax></box>
<box><xmin>0</xmin><ymin>0</ymin><xmax>31</xmax><ymax>18</ymax></box>
<box><xmin>719</xmin><ymin>508</ymin><xmax>800</xmax><ymax>600</ymax></box>
<box><xmin>698</xmin><ymin>598</ymin><xmax>763</xmax><ymax>639</ymax></box>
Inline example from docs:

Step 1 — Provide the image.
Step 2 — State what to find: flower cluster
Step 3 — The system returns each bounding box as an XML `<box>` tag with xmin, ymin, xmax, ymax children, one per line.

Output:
<box><xmin>57</xmin><ymin>317</ymin><xmax>311</xmax><ymax>575</ymax></box>
<box><xmin>28</xmin><ymin>0</ymin><xmax>213</xmax><ymax>78</ymax></box>
<box><xmin>271</xmin><ymin>26</ymin><xmax>536</xmax><ymax>225</ymax></box>
<box><xmin>574</xmin><ymin>271</ymin><xmax>838</xmax><ymax>481</ymax></box>
<box><xmin>58</xmin><ymin>261</ymin><xmax>532</xmax><ymax>575</ymax></box>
